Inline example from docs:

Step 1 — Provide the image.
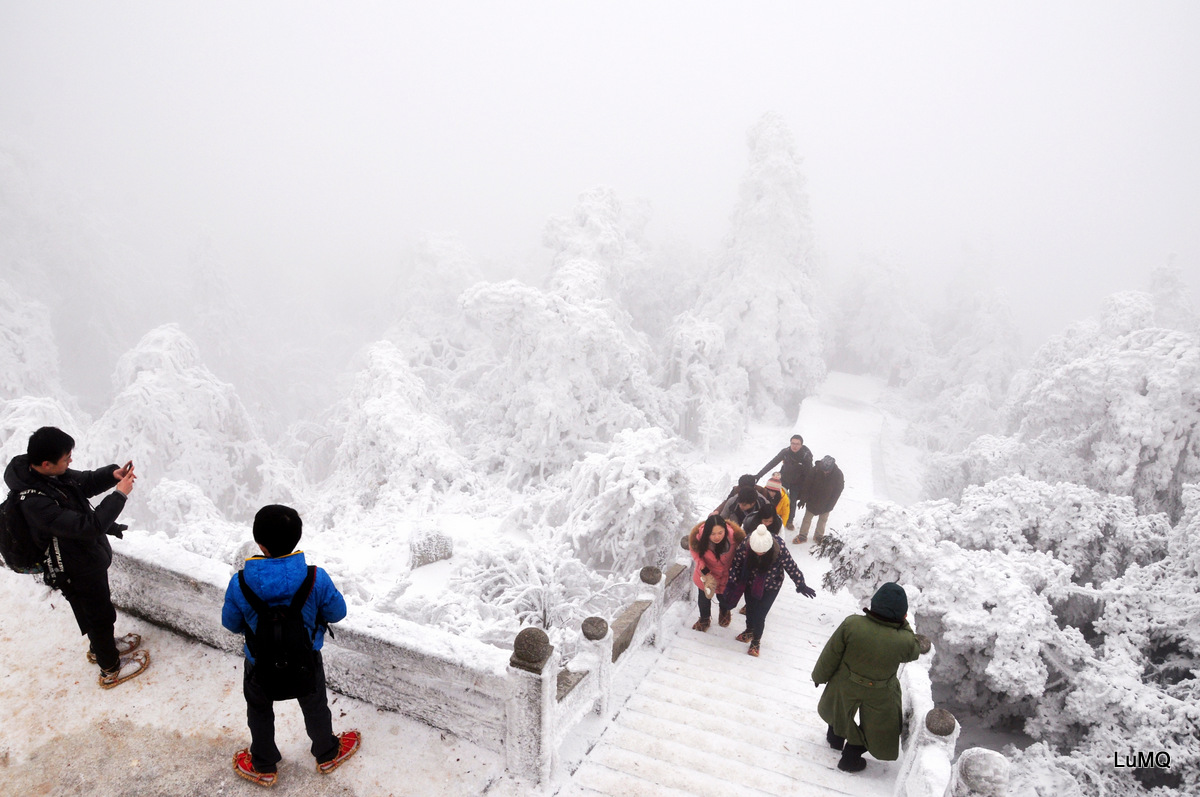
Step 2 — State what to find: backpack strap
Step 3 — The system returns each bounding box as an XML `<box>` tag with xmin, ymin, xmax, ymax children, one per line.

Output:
<box><xmin>238</xmin><ymin>565</ymin><xmax>319</xmax><ymax>644</ymax></box>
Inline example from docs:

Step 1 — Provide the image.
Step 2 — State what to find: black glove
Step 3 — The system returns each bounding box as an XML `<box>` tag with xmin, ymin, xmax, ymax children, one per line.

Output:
<box><xmin>107</xmin><ymin>522</ymin><xmax>128</xmax><ymax>539</ymax></box>
<box><xmin>797</xmin><ymin>580</ymin><xmax>816</xmax><ymax>599</ymax></box>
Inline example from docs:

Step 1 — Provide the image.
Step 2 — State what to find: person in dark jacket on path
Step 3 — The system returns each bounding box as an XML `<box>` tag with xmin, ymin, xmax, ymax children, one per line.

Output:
<box><xmin>3</xmin><ymin>426</ymin><xmax>147</xmax><ymax>688</ymax></box>
<box><xmin>755</xmin><ymin>435</ymin><xmax>813</xmax><ymax>531</ymax></box>
<box><xmin>796</xmin><ymin>455</ymin><xmax>844</xmax><ymax>543</ymax></box>
<box><xmin>811</xmin><ymin>582</ymin><xmax>927</xmax><ymax>772</ymax></box>
<box><xmin>223</xmin><ymin>504</ymin><xmax>359</xmax><ymax>787</ymax></box>
<box><xmin>724</xmin><ymin>526</ymin><xmax>816</xmax><ymax>657</ymax></box>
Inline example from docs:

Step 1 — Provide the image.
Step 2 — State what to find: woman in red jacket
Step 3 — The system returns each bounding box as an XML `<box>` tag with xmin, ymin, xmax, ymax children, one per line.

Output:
<box><xmin>688</xmin><ymin>515</ymin><xmax>745</xmax><ymax>631</ymax></box>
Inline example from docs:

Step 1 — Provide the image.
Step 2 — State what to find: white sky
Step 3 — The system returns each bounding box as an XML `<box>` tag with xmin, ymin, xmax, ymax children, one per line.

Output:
<box><xmin>2</xmin><ymin>1</ymin><xmax>1198</xmax><ymax>340</ymax></box>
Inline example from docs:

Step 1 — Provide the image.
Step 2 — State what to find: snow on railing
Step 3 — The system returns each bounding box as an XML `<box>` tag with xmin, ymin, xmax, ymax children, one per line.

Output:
<box><xmin>105</xmin><ymin>534</ymin><xmax>693</xmax><ymax>790</ymax></box>
<box><xmin>893</xmin><ymin>627</ymin><xmax>1011</xmax><ymax>797</ymax></box>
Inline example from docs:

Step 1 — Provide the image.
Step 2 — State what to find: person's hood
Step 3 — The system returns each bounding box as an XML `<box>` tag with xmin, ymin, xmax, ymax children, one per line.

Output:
<box><xmin>240</xmin><ymin>551</ymin><xmax>311</xmax><ymax>603</ymax></box>
<box><xmin>4</xmin><ymin>455</ymin><xmax>39</xmax><ymax>492</ymax></box>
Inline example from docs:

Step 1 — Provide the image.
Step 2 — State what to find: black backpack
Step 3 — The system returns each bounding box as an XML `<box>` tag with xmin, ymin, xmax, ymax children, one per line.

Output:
<box><xmin>0</xmin><ymin>489</ymin><xmax>48</xmax><ymax>574</ymax></box>
<box><xmin>239</xmin><ymin>565</ymin><xmax>319</xmax><ymax>700</ymax></box>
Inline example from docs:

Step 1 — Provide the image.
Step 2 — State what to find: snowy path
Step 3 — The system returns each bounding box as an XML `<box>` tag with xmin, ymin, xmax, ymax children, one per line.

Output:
<box><xmin>558</xmin><ymin>373</ymin><xmax>900</xmax><ymax>796</ymax></box>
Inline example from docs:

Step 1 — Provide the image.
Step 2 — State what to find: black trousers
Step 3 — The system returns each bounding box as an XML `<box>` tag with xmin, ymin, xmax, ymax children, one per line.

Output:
<box><xmin>697</xmin><ymin>590</ymin><xmax>732</xmax><ymax>620</ymax></box>
<box><xmin>743</xmin><ymin>587</ymin><xmax>780</xmax><ymax>643</ymax></box>
<box><xmin>244</xmin><ymin>651</ymin><xmax>339</xmax><ymax>772</ymax></box>
<box><xmin>60</xmin><ymin>568</ymin><xmax>120</xmax><ymax>672</ymax></box>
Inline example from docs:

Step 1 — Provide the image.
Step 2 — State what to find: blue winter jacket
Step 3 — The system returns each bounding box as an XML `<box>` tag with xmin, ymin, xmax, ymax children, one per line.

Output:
<box><xmin>221</xmin><ymin>551</ymin><xmax>347</xmax><ymax>665</ymax></box>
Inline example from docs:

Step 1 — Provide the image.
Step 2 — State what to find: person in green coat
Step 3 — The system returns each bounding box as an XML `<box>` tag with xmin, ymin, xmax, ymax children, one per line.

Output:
<box><xmin>811</xmin><ymin>582</ymin><xmax>927</xmax><ymax>772</ymax></box>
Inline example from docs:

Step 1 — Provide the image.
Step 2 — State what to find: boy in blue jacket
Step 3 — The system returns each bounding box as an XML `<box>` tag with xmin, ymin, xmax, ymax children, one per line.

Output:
<box><xmin>222</xmin><ymin>504</ymin><xmax>359</xmax><ymax>787</ymax></box>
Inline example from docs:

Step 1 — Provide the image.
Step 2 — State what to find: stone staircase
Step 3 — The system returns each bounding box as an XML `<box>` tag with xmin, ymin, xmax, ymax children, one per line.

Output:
<box><xmin>558</xmin><ymin>544</ymin><xmax>899</xmax><ymax>796</ymax></box>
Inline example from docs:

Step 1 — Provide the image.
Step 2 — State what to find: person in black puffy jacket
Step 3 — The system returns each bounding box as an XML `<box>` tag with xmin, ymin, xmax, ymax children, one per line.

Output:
<box><xmin>3</xmin><ymin>426</ymin><xmax>146</xmax><ymax>687</ymax></box>
<box><xmin>797</xmin><ymin>455</ymin><xmax>844</xmax><ymax>543</ymax></box>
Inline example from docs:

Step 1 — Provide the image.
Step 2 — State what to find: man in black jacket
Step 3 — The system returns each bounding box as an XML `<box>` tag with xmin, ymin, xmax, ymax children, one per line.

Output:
<box><xmin>798</xmin><ymin>455</ymin><xmax>845</xmax><ymax>544</ymax></box>
<box><xmin>3</xmin><ymin>426</ymin><xmax>148</xmax><ymax>688</ymax></box>
<box><xmin>755</xmin><ymin>435</ymin><xmax>813</xmax><ymax>532</ymax></box>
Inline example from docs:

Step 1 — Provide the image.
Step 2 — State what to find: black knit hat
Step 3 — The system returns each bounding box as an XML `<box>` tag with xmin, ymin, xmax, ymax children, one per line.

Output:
<box><xmin>870</xmin><ymin>582</ymin><xmax>908</xmax><ymax>621</ymax></box>
<box><xmin>253</xmin><ymin>504</ymin><xmax>303</xmax><ymax>557</ymax></box>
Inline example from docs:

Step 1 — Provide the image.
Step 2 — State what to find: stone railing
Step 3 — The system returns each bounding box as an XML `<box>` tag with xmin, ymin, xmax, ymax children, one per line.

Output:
<box><xmin>106</xmin><ymin>535</ymin><xmax>692</xmax><ymax>788</ymax></box>
<box><xmin>893</xmin><ymin>628</ymin><xmax>1011</xmax><ymax>797</ymax></box>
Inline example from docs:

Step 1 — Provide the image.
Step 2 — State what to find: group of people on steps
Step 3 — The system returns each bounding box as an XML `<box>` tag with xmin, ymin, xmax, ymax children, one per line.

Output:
<box><xmin>4</xmin><ymin>427</ymin><xmax>359</xmax><ymax>788</ymax></box>
<box><xmin>688</xmin><ymin>433</ymin><xmax>929</xmax><ymax>774</ymax></box>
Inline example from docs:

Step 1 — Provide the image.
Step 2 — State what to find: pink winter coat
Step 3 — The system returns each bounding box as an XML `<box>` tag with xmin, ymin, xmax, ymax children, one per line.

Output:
<box><xmin>689</xmin><ymin>519</ymin><xmax>746</xmax><ymax>594</ymax></box>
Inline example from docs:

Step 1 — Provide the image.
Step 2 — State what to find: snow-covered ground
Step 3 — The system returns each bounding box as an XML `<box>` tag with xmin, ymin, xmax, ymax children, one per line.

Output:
<box><xmin>0</xmin><ymin>373</ymin><xmax>974</xmax><ymax>795</ymax></box>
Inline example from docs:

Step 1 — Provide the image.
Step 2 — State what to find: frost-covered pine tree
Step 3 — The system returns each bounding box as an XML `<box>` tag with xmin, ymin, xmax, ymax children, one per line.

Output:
<box><xmin>831</xmin><ymin>258</ymin><xmax>933</xmax><ymax>384</ymax></box>
<box><xmin>697</xmin><ymin>113</ymin><xmax>826</xmax><ymax>421</ymax></box>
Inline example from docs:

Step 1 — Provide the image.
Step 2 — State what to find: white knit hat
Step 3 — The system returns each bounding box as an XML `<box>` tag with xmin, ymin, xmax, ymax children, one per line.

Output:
<box><xmin>749</xmin><ymin>526</ymin><xmax>773</xmax><ymax>554</ymax></box>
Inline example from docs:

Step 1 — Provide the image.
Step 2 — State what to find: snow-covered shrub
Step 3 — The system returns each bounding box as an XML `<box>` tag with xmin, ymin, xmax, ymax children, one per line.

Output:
<box><xmin>696</xmin><ymin>113</ymin><xmax>826</xmax><ymax>420</ymax></box>
<box><xmin>387</xmin><ymin>540</ymin><xmax>636</xmax><ymax>660</ymax></box>
<box><xmin>821</xmin><ymin>479</ymin><xmax>1198</xmax><ymax>795</ymax></box>
<box><xmin>458</xmin><ymin>266</ymin><xmax>671</xmax><ymax>486</ymax></box>
<box><xmin>84</xmin><ymin>324</ymin><xmax>283</xmax><ymax>524</ymax></box>
<box><xmin>409</xmin><ymin>525</ymin><xmax>454</xmax><ymax>569</ymax></box>
<box><xmin>316</xmin><ymin>340</ymin><xmax>476</xmax><ymax>522</ymax></box>
<box><xmin>514</xmin><ymin>427</ymin><xmax>694</xmax><ymax>575</ymax></box>
<box><xmin>145</xmin><ymin>478</ymin><xmax>246</xmax><ymax>563</ymax></box>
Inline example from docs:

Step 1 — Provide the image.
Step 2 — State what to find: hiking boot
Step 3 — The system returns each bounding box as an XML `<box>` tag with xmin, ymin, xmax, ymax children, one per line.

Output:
<box><xmin>98</xmin><ymin>649</ymin><xmax>150</xmax><ymax>689</ymax></box>
<box><xmin>748</xmin><ymin>641</ymin><xmax>760</xmax><ymax>657</ymax></box>
<box><xmin>735</xmin><ymin>630</ymin><xmax>753</xmax><ymax>643</ymax></box>
<box><xmin>317</xmin><ymin>730</ymin><xmax>361</xmax><ymax>775</ymax></box>
<box><xmin>233</xmin><ymin>748</ymin><xmax>277</xmax><ymax>787</ymax></box>
<box><xmin>792</xmin><ymin>534</ymin><xmax>806</xmax><ymax>544</ymax></box>
<box><xmin>826</xmin><ymin>726</ymin><xmax>845</xmax><ymax>751</ymax></box>
<box><xmin>838</xmin><ymin>743</ymin><xmax>868</xmax><ymax>772</ymax></box>
<box><xmin>738</xmin><ymin>605</ymin><xmax>747</xmax><ymax>615</ymax></box>
<box><xmin>87</xmin><ymin>632</ymin><xmax>141</xmax><ymax>664</ymax></box>
<box><xmin>785</xmin><ymin>522</ymin><xmax>794</xmax><ymax>531</ymax></box>
<box><xmin>692</xmin><ymin>618</ymin><xmax>711</xmax><ymax>632</ymax></box>
<box><xmin>718</xmin><ymin>610</ymin><xmax>732</xmax><ymax>627</ymax></box>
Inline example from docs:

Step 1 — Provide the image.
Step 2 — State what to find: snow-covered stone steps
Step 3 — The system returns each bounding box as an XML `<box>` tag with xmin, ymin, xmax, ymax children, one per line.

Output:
<box><xmin>558</xmin><ymin>583</ymin><xmax>897</xmax><ymax>797</ymax></box>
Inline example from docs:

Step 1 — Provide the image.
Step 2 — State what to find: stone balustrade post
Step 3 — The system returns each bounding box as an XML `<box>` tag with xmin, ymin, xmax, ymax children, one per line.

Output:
<box><xmin>946</xmin><ymin>748</ymin><xmax>1010</xmax><ymax>797</ymax></box>
<box><xmin>581</xmin><ymin>616</ymin><xmax>613</xmax><ymax>719</ymax></box>
<box><xmin>894</xmin><ymin>708</ymin><xmax>959</xmax><ymax>797</ymax></box>
<box><xmin>639</xmin><ymin>566</ymin><xmax>666</xmax><ymax>651</ymax></box>
<box><xmin>506</xmin><ymin>627</ymin><xmax>557</xmax><ymax>787</ymax></box>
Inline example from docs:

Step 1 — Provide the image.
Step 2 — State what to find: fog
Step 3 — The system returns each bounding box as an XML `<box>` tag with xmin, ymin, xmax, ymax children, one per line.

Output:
<box><xmin>2</xmin><ymin>1</ymin><xmax>1198</xmax><ymax>350</ymax></box>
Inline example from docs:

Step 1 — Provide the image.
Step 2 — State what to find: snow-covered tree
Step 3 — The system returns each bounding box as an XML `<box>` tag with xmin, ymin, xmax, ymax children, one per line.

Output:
<box><xmin>0</xmin><ymin>279</ymin><xmax>73</xmax><ymax>405</ymax></box>
<box><xmin>831</xmin><ymin>259</ymin><xmax>933</xmax><ymax>384</ymax></box>
<box><xmin>927</xmin><ymin>291</ymin><xmax>1200</xmax><ymax>521</ymax></box>
<box><xmin>457</xmin><ymin>266</ymin><xmax>671</xmax><ymax>485</ymax></box>
<box><xmin>314</xmin><ymin>339</ymin><xmax>476</xmax><ymax>522</ymax></box>
<box><xmin>821</xmin><ymin>479</ymin><xmax>1197</xmax><ymax>795</ymax></box>
<box><xmin>696</xmin><ymin>113</ymin><xmax>826</xmax><ymax>420</ymax></box>
<box><xmin>663</xmin><ymin>311</ymin><xmax>749</xmax><ymax>451</ymax></box>
<box><xmin>84</xmin><ymin>324</ymin><xmax>285</xmax><ymax>524</ymax></box>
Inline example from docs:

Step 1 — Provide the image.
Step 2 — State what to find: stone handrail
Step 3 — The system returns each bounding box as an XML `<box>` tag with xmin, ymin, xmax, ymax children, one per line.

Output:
<box><xmin>892</xmin><ymin>622</ymin><xmax>1011</xmax><ymax>797</ymax></box>
<box><xmin>105</xmin><ymin>534</ymin><xmax>693</xmax><ymax>788</ymax></box>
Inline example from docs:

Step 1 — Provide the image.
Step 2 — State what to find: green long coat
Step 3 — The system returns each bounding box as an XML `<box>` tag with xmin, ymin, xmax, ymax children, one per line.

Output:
<box><xmin>811</xmin><ymin>612</ymin><xmax>922</xmax><ymax>760</ymax></box>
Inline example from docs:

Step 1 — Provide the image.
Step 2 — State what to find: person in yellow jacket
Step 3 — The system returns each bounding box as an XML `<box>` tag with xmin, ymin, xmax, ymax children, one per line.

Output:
<box><xmin>762</xmin><ymin>472</ymin><xmax>790</xmax><ymax>529</ymax></box>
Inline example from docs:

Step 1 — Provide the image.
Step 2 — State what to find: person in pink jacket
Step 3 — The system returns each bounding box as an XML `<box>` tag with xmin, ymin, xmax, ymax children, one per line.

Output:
<box><xmin>689</xmin><ymin>515</ymin><xmax>746</xmax><ymax>631</ymax></box>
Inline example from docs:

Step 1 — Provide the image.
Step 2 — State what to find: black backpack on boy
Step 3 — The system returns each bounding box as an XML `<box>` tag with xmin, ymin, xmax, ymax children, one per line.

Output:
<box><xmin>238</xmin><ymin>565</ymin><xmax>318</xmax><ymax>700</ymax></box>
